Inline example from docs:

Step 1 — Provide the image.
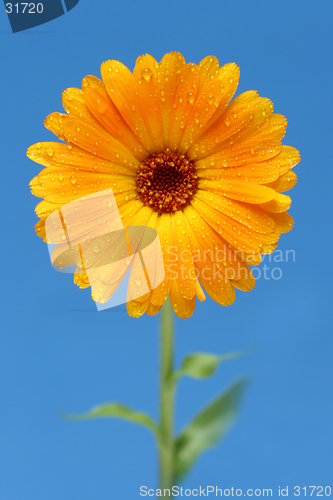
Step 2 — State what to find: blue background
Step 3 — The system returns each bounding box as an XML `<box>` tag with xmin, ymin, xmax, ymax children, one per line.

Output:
<box><xmin>0</xmin><ymin>0</ymin><xmax>332</xmax><ymax>498</ymax></box>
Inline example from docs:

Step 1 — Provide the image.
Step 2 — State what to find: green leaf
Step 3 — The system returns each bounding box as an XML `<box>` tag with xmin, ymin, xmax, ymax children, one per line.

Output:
<box><xmin>174</xmin><ymin>378</ymin><xmax>249</xmax><ymax>481</ymax></box>
<box><xmin>173</xmin><ymin>349</ymin><xmax>247</xmax><ymax>381</ymax></box>
<box><xmin>62</xmin><ymin>402</ymin><xmax>159</xmax><ymax>436</ymax></box>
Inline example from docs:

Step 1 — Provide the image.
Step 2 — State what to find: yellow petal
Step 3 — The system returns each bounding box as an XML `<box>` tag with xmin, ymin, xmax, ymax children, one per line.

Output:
<box><xmin>170</xmin><ymin>211</ymin><xmax>197</xmax><ymax>300</ymax></box>
<box><xmin>30</xmin><ymin>167</ymin><xmax>136</xmax><ymax>204</ymax></box>
<box><xmin>35</xmin><ymin>199</ymin><xmax>62</xmax><ymax>219</ymax></box>
<box><xmin>194</xmin><ymin>190</ymin><xmax>276</xmax><ymax>234</ymax></box>
<box><xmin>199</xmin><ymin>179</ymin><xmax>276</xmax><ymax>204</ymax></box>
<box><xmin>191</xmin><ymin>196</ymin><xmax>279</xmax><ymax>253</ymax></box>
<box><xmin>27</xmin><ymin>142</ymin><xmax>139</xmax><ymax>173</ymax></box>
<box><xmin>266</xmin><ymin>170</ymin><xmax>297</xmax><ymax>192</ymax></box>
<box><xmin>259</xmin><ymin>193</ymin><xmax>291</xmax><ymax>213</ymax></box>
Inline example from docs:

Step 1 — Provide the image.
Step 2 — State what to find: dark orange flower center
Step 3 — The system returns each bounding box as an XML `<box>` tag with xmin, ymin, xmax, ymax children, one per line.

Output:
<box><xmin>136</xmin><ymin>150</ymin><xmax>198</xmax><ymax>214</ymax></box>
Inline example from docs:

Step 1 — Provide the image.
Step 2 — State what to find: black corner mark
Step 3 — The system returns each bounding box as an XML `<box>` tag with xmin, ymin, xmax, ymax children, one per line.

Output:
<box><xmin>3</xmin><ymin>0</ymin><xmax>80</xmax><ymax>33</ymax></box>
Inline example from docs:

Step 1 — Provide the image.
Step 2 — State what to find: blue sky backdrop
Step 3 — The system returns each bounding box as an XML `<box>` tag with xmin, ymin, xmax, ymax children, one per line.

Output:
<box><xmin>0</xmin><ymin>0</ymin><xmax>332</xmax><ymax>498</ymax></box>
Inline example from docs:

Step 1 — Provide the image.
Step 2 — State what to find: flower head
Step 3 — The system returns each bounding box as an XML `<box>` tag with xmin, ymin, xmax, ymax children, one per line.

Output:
<box><xmin>28</xmin><ymin>52</ymin><xmax>299</xmax><ymax>318</ymax></box>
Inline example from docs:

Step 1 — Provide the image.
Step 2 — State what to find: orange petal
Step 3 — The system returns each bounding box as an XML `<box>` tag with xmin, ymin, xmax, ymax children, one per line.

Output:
<box><xmin>62</xmin><ymin>87</ymin><xmax>91</xmax><ymax>120</ymax></box>
<box><xmin>196</xmin><ymin>139</ymin><xmax>282</xmax><ymax>170</ymax></box>
<box><xmin>158</xmin><ymin>52</ymin><xmax>187</xmax><ymax>149</ymax></box>
<box><xmin>195</xmin><ymin>279</ymin><xmax>206</xmax><ymax>302</ymax></box>
<box><xmin>184</xmin><ymin>214</ymin><xmax>237</xmax><ymax>306</ymax></box>
<box><xmin>188</xmin><ymin>92</ymin><xmax>273</xmax><ymax>159</ymax></box>
<box><xmin>100</xmin><ymin>60</ymin><xmax>155</xmax><ymax>153</ymax></box>
<box><xmin>44</xmin><ymin>112</ymin><xmax>139</xmax><ymax>167</ymax></box>
<box><xmin>149</xmin><ymin>213</ymin><xmax>173</xmax><ymax>307</ymax></box>
<box><xmin>146</xmin><ymin>302</ymin><xmax>162</xmax><ymax>316</ymax></box>
<box><xmin>132</xmin><ymin>54</ymin><xmax>164</xmax><ymax>152</ymax></box>
<box><xmin>179</xmin><ymin>59</ymin><xmax>229</xmax><ymax>153</ymax></box>
<box><xmin>183</xmin><ymin>204</ymin><xmax>254</xmax><ymax>288</ymax></box>
<box><xmin>169</xmin><ymin>278</ymin><xmax>196</xmax><ymax>319</ymax></box>
<box><xmin>82</xmin><ymin>75</ymin><xmax>148</xmax><ymax>161</ymax></box>
<box><xmin>246</xmin><ymin>114</ymin><xmax>287</xmax><ymax>142</ymax></box>
<box><xmin>35</xmin><ymin>219</ymin><xmax>47</xmax><ymax>240</ymax></box>
<box><xmin>74</xmin><ymin>268</ymin><xmax>90</xmax><ymax>289</ymax></box>
<box><xmin>271</xmin><ymin>212</ymin><xmax>294</xmax><ymax>233</ymax></box>
<box><xmin>202</xmin><ymin>63</ymin><xmax>240</xmax><ymax>130</ymax></box>
<box><xmin>168</xmin><ymin>63</ymin><xmax>200</xmax><ymax>151</ymax></box>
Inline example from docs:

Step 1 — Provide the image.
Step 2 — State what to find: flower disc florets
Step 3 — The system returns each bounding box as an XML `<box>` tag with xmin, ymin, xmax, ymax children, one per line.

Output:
<box><xmin>136</xmin><ymin>150</ymin><xmax>198</xmax><ymax>214</ymax></box>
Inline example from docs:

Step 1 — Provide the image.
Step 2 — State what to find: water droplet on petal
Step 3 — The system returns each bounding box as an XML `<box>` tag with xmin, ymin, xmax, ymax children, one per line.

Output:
<box><xmin>135</xmin><ymin>276</ymin><xmax>142</xmax><ymax>286</ymax></box>
<box><xmin>141</xmin><ymin>68</ymin><xmax>153</xmax><ymax>81</ymax></box>
<box><xmin>187</xmin><ymin>92</ymin><xmax>194</xmax><ymax>105</ymax></box>
<box><xmin>70</xmin><ymin>175</ymin><xmax>77</xmax><ymax>184</ymax></box>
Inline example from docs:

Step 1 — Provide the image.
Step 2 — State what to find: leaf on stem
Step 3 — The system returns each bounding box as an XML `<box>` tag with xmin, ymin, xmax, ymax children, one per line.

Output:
<box><xmin>62</xmin><ymin>402</ymin><xmax>159</xmax><ymax>435</ymax></box>
<box><xmin>174</xmin><ymin>378</ymin><xmax>249</xmax><ymax>481</ymax></box>
<box><xmin>173</xmin><ymin>349</ymin><xmax>247</xmax><ymax>381</ymax></box>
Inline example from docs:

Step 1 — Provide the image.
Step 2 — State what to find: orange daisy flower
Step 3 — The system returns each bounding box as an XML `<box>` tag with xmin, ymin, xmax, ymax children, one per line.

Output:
<box><xmin>28</xmin><ymin>52</ymin><xmax>299</xmax><ymax>318</ymax></box>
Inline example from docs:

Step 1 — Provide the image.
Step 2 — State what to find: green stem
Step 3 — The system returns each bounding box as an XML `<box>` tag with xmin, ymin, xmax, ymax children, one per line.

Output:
<box><xmin>159</xmin><ymin>298</ymin><xmax>175</xmax><ymax>495</ymax></box>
